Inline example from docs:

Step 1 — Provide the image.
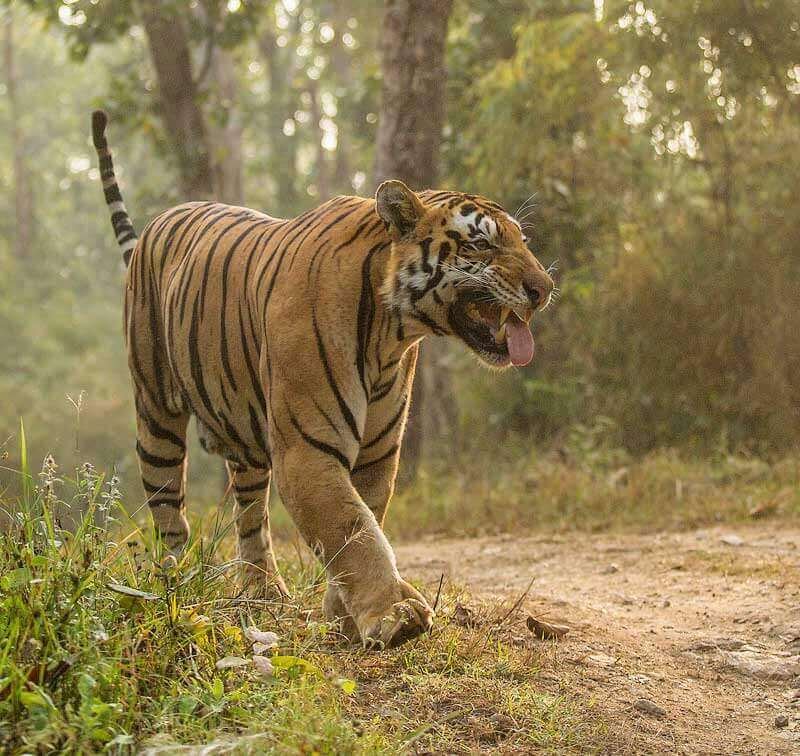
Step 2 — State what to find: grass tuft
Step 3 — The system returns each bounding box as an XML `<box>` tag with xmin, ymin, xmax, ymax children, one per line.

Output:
<box><xmin>0</xmin><ymin>446</ymin><xmax>606</xmax><ymax>753</ymax></box>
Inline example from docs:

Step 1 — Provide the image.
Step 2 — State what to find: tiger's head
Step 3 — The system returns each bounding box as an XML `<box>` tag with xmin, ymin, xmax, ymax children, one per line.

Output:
<box><xmin>376</xmin><ymin>180</ymin><xmax>555</xmax><ymax>368</ymax></box>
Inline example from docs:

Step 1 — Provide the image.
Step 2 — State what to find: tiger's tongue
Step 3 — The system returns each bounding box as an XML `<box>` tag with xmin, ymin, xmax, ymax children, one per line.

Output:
<box><xmin>505</xmin><ymin>313</ymin><xmax>535</xmax><ymax>366</ymax></box>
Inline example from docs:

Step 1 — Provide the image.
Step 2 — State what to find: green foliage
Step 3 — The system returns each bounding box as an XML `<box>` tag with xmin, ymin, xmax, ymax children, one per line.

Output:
<box><xmin>389</xmin><ymin>440</ymin><xmax>800</xmax><ymax>539</ymax></box>
<box><xmin>1</xmin><ymin>0</ymin><xmax>799</xmax><ymax>505</ymax></box>
<box><xmin>0</xmin><ymin>446</ymin><xmax>616</xmax><ymax>752</ymax></box>
<box><xmin>446</xmin><ymin>0</ymin><xmax>800</xmax><ymax>454</ymax></box>
<box><xmin>0</xmin><ymin>446</ymin><xmax>375</xmax><ymax>752</ymax></box>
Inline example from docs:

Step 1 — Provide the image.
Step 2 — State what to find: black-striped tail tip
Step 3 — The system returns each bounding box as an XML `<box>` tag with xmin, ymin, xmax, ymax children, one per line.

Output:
<box><xmin>92</xmin><ymin>110</ymin><xmax>108</xmax><ymax>150</ymax></box>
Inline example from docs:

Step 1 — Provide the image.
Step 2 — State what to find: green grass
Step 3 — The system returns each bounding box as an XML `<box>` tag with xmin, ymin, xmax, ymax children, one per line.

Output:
<box><xmin>679</xmin><ymin>549</ymin><xmax>800</xmax><ymax>580</ymax></box>
<box><xmin>3</xmin><ymin>421</ymin><xmax>798</xmax><ymax>753</ymax></box>
<box><xmin>0</xmin><ymin>435</ymin><xmax>608</xmax><ymax>754</ymax></box>
<box><xmin>385</xmin><ymin>442</ymin><xmax>800</xmax><ymax>540</ymax></box>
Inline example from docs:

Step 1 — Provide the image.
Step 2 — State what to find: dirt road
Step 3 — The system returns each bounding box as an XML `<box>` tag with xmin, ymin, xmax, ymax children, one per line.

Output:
<box><xmin>397</xmin><ymin>522</ymin><xmax>800</xmax><ymax>754</ymax></box>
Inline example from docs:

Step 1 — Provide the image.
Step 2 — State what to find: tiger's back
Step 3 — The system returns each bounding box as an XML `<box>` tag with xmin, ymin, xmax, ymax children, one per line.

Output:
<box><xmin>125</xmin><ymin>197</ymin><xmax>387</xmax><ymax>471</ymax></box>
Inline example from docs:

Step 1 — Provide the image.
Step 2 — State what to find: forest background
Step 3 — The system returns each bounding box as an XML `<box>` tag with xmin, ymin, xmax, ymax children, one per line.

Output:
<box><xmin>2</xmin><ymin>0</ymin><xmax>799</xmax><ymax>525</ymax></box>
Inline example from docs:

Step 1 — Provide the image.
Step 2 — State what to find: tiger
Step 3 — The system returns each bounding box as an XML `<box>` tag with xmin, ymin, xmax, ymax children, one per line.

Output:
<box><xmin>91</xmin><ymin>109</ymin><xmax>554</xmax><ymax>649</ymax></box>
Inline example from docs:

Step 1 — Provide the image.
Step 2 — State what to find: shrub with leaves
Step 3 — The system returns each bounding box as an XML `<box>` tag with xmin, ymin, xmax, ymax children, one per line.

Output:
<box><xmin>0</xmin><ymin>425</ymin><xmax>367</xmax><ymax>753</ymax></box>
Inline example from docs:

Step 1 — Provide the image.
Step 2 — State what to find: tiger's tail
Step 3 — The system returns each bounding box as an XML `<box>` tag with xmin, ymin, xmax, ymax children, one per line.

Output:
<box><xmin>91</xmin><ymin>110</ymin><xmax>138</xmax><ymax>266</ymax></box>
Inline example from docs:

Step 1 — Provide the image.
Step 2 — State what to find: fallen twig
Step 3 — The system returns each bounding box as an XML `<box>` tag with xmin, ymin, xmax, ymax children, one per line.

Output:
<box><xmin>496</xmin><ymin>576</ymin><xmax>536</xmax><ymax>627</ymax></box>
<box><xmin>432</xmin><ymin>573</ymin><xmax>445</xmax><ymax>612</ymax></box>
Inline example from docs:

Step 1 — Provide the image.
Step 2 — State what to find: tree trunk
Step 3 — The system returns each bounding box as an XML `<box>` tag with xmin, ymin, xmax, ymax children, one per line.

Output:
<box><xmin>4</xmin><ymin>8</ymin><xmax>34</xmax><ymax>259</ymax></box>
<box><xmin>209</xmin><ymin>48</ymin><xmax>244</xmax><ymax>205</ymax></box>
<box><xmin>330</xmin><ymin>3</ymin><xmax>353</xmax><ymax>193</ymax></box>
<box><xmin>374</xmin><ymin>0</ymin><xmax>455</xmax><ymax>479</ymax></box>
<box><xmin>374</xmin><ymin>0</ymin><xmax>453</xmax><ymax>188</ymax></box>
<box><xmin>259</xmin><ymin>27</ymin><xmax>300</xmax><ymax>215</ymax></box>
<box><xmin>140</xmin><ymin>2</ymin><xmax>214</xmax><ymax>199</ymax></box>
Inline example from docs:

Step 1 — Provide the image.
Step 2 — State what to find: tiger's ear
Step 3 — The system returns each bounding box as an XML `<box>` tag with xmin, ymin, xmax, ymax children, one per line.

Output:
<box><xmin>375</xmin><ymin>180</ymin><xmax>426</xmax><ymax>238</ymax></box>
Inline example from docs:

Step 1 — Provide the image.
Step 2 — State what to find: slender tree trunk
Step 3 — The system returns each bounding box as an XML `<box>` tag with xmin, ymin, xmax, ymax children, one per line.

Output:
<box><xmin>4</xmin><ymin>8</ymin><xmax>34</xmax><ymax>259</ymax></box>
<box><xmin>374</xmin><ymin>0</ymin><xmax>455</xmax><ymax>479</ymax></box>
<box><xmin>209</xmin><ymin>48</ymin><xmax>244</xmax><ymax>205</ymax></box>
<box><xmin>259</xmin><ymin>27</ymin><xmax>300</xmax><ymax>214</ymax></box>
<box><xmin>140</xmin><ymin>2</ymin><xmax>214</xmax><ymax>199</ymax></box>
<box><xmin>330</xmin><ymin>3</ymin><xmax>353</xmax><ymax>192</ymax></box>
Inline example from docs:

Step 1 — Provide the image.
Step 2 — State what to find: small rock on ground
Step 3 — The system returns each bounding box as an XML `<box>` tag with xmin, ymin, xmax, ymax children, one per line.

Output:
<box><xmin>452</xmin><ymin>603</ymin><xmax>480</xmax><ymax>629</ymax></box>
<box><xmin>526</xmin><ymin>615</ymin><xmax>570</xmax><ymax>640</ymax></box>
<box><xmin>775</xmin><ymin>714</ymin><xmax>789</xmax><ymax>729</ymax></box>
<box><xmin>586</xmin><ymin>652</ymin><xmax>617</xmax><ymax>667</ymax></box>
<box><xmin>722</xmin><ymin>650</ymin><xmax>800</xmax><ymax>681</ymax></box>
<box><xmin>720</xmin><ymin>534</ymin><xmax>745</xmax><ymax>546</ymax></box>
<box><xmin>634</xmin><ymin>698</ymin><xmax>666</xmax><ymax>718</ymax></box>
<box><xmin>687</xmin><ymin>638</ymin><xmax>745</xmax><ymax>652</ymax></box>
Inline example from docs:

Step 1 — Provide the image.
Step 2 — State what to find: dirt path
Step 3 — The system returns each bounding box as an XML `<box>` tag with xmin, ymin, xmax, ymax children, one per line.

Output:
<box><xmin>397</xmin><ymin>522</ymin><xmax>800</xmax><ymax>754</ymax></box>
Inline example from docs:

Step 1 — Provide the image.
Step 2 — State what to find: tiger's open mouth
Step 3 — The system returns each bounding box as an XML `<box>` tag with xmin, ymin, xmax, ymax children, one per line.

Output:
<box><xmin>448</xmin><ymin>291</ymin><xmax>535</xmax><ymax>367</ymax></box>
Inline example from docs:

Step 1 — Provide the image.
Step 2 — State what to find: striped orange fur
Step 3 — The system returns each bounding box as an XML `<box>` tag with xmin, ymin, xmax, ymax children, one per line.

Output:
<box><xmin>92</xmin><ymin>111</ymin><xmax>553</xmax><ymax>648</ymax></box>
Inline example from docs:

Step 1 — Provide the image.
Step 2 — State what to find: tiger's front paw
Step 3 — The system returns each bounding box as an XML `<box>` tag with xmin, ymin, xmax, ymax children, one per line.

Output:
<box><xmin>356</xmin><ymin>579</ymin><xmax>434</xmax><ymax>650</ymax></box>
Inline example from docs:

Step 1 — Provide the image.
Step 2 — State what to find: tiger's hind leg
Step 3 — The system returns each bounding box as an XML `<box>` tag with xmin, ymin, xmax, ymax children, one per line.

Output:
<box><xmin>227</xmin><ymin>462</ymin><xmax>288</xmax><ymax>599</ymax></box>
<box><xmin>135</xmin><ymin>404</ymin><xmax>190</xmax><ymax>552</ymax></box>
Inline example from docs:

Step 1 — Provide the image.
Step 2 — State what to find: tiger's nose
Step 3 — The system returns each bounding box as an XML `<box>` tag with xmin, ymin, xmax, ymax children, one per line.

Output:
<box><xmin>523</xmin><ymin>276</ymin><xmax>554</xmax><ymax>310</ymax></box>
